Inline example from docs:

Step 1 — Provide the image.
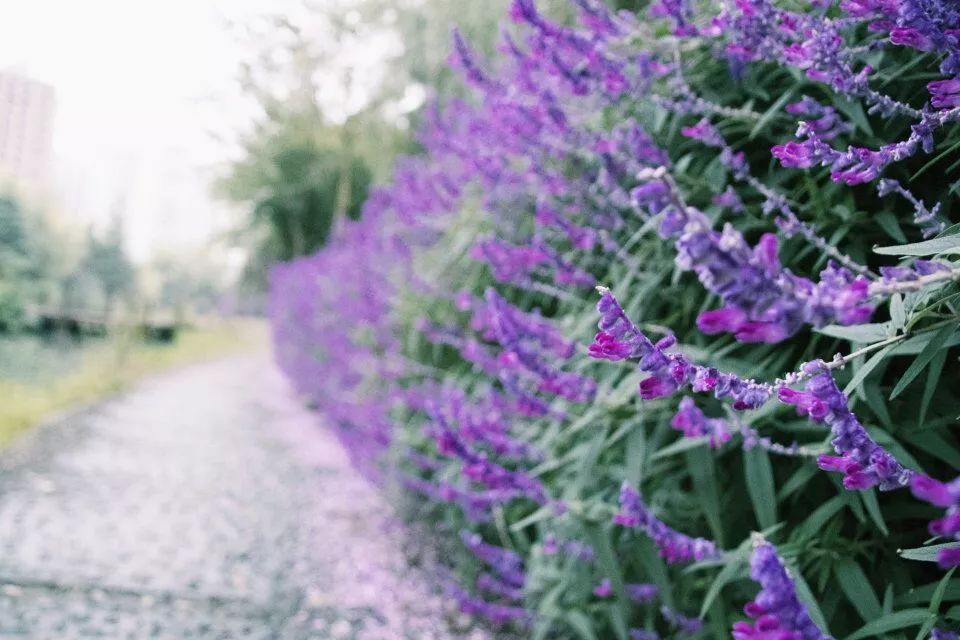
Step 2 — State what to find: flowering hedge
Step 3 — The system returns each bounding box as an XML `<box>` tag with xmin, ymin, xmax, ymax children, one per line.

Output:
<box><xmin>269</xmin><ymin>0</ymin><xmax>960</xmax><ymax>637</ymax></box>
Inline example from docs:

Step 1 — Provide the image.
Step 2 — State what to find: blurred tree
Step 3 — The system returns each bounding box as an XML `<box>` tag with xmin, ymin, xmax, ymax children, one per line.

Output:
<box><xmin>0</xmin><ymin>196</ymin><xmax>28</xmax><ymax>330</ymax></box>
<box><xmin>0</xmin><ymin>196</ymin><xmax>29</xmax><ymax>276</ymax></box>
<box><xmin>0</xmin><ymin>193</ymin><xmax>67</xmax><ymax>329</ymax></box>
<box><xmin>147</xmin><ymin>250</ymin><xmax>226</xmax><ymax>319</ymax></box>
<box><xmin>218</xmin><ymin>0</ymin><xmax>585</xmax><ymax>290</ymax></box>
<box><xmin>77</xmin><ymin>217</ymin><xmax>134</xmax><ymax>317</ymax></box>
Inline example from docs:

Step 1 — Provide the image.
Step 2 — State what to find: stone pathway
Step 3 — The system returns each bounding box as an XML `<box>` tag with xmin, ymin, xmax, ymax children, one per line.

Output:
<box><xmin>0</xmin><ymin>355</ymin><xmax>488</xmax><ymax>639</ymax></box>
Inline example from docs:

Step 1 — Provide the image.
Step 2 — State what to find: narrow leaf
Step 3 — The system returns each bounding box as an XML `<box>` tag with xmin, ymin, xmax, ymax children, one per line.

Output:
<box><xmin>900</xmin><ymin>542</ymin><xmax>960</xmax><ymax>562</ymax></box>
<box><xmin>843</xmin><ymin>608</ymin><xmax>929</xmax><ymax>640</ymax></box>
<box><xmin>919</xmin><ymin>348</ymin><xmax>948</xmax><ymax>425</ymax></box>
<box><xmin>890</xmin><ymin>323</ymin><xmax>956</xmax><ymax>399</ymax></box>
<box><xmin>744</xmin><ymin>446</ymin><xmax>777</xmax><ymax>530</ymax></box>
<box><xmin>816</xmin><ymin>323</ymin><xmax>889</xmax><ymax>342</ymax></box>
<box><xmin>834</xmin><ymin>558</ymin><xmax>882</xmax><ymax>622</ymax></box>
<box><xmin>874</xmin><ymin>234</ymin><xmax>960</xmax><ymax>256</ymax></box>
<box><xmin>890</xmin><ymin>294</ymin><xmax>906</xmax><ymax>331</ymax></box>
<box><xmin>843</xmin><ymin>344</ymin><xmax>895</xmax><ymax>396</ymax></box>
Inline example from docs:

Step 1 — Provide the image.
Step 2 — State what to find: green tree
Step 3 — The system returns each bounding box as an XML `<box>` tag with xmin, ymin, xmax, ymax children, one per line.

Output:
<box><xmin>78</xmin><ymin>217</ymin><xmax>134</xmax><ymax>316</ymax></box>
<box><xmin>0</xmin><ymin>196</ymin><xmax>29</xmax><ymax>278</ymax></box>
<box><xmin>0</xmin><ymin>194</ymin><xmax>67</xmax><ymax>328</ymax></box>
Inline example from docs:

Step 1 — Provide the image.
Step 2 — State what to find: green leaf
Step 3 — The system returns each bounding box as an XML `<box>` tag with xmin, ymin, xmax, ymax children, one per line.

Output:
<box><xmin>565</xmin><ymin>611</ymin><xmax>600</xmax><ymax>640</ymax></box>
<box><xmin>860</xmin><ymin>488</ymin><xmax>889</xmax><ymax>536</ymax></box>
<box><xmin>900</xmin><ymin>542</ymin><xmax>960</xmax><ymax>562</ymax></box>
<box><xmin>874</xmin><ymin>233</ymin><xmax>960</xmax><ymax>256</ymax></box>
<box><xmin>890</xmin><ymin>294</ymin><xmax>906</xmax><ymax>331</ymax></box>
<box><xmin>816</xmin><ymin>323</ymin><xmax>890</xmax><ymax>342</ymax></box>
<box><xmin>795</xmin><ymin>495</ymin><xmax>845</xmax><ymax>541</ymax></box>
<box><xmin>749</xmin><ymin>88</ymin><xmax>795</xmax><ymax>139</ymax></box>
<box><xmin>686</xmin><ymin>447</ymin><xmax>724</xmax><ymax>546</ymax></box>
<box><xmin>891</xmin><ymin>329</ymin><xmax>960</xmax><ymax>355</ymax></box>
<box><xmin>890</xmin><ymin>323</ymin><xmax>956</xmax><ymax>399</ymax></box>
<box><xmin>896</xmin><ymin>579</ymin><xmax>960</xmax><ymax>606</ymax></box>
<box><xmin>843</xmin><ymin>344</ymin><xmax>895</xmax><ymax>396</ymax></box>
<box><xmin>875</xmin><ymin>211</ymin><xmax>908</xmax><ymax>243</ymax></box>
<box><xmin>834</xmin><ymin>97</ymin><xmax>874</xmax><ymax>136</ymax></box>
<box><xmin>744</xmin><ymin>446</ymin><xmax>777</xmax><ymax>530</ymax></box>
<box><xmin>571</xmin><ymin>424</ymin><xmax>608</xmax><ymax>498</ymax></box>
<box><xmin>637</xmin><ymin>536</ymin><xmax>673</xmax><ymax>609</ymax></box>
<box><xmin>910</xmin><ymin>431</ymin><xmax>960</xmax><ymax>469</ymax></box>
<box><xmin>834</xmin><ymin>558</ymin><xmax>883</xmax><ymax>622</ymax></box>
<box><xmin>843</xmin><ymin>608</ymin><xmax>930</xmax><ymax>640</ymax></box>
<box><xmin>509</xmin><ymin>505</ymin><xmax>555</xmax><ymax>532</ymax></box>
<box><xmin>586</xmin><ymin>525</ymin><xmax>629</xmax><ymax>640</ymax></box>
<box><xmin>650</xmin><ymin>435</ymin><xmax>709</xmax><ymax>460</ymax></box>
<box><xmin>793</xmin><ymin>569</ymin><xmax>830</xmax><ymax>632</ymax></box>
<box><xmin>778</xmin><ymin>464</ymin><xmax>820</xmax><ymax>501</ymax></box>
<box><xmin>626</xmin><ymin>422</ymin><xmax>647</xmax><ymax>488</ymax></box>
<box><xmin>919</xmin><ymin>348</ymin><xmax>947</xmax><ymax>426</ymax></box>
<box><xmin>699</xmin><ymin>556</ymin><xmax>748</xmax><ymax>617</ymax></box>
<box><xmin>915</xmin><ymin>569</ymin><xmax>956</xmax><ymax>640</ymax></box>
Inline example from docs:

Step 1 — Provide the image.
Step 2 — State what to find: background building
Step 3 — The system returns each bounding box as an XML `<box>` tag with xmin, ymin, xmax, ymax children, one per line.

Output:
<box><xmin>0</xmin><ymin>69</ymin><xmax>56</xmax><ymax>189</ymax></box>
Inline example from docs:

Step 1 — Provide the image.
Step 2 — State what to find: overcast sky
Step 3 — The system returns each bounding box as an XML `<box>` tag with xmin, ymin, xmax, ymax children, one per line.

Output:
<box><xmin>0</xmin><ymin>0</ymin><xmax>306</xmax><ymax>260</ymax></box>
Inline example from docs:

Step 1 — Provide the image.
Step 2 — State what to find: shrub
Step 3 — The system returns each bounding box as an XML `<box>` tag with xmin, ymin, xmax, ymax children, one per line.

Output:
<box><xmin>270</xmin><ymin>1</ymin><xmax>960</xmax><ymax>637</ymax></box>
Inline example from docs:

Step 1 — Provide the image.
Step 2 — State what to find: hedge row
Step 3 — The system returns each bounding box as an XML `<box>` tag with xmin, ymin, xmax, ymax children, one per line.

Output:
<box><xmin>270</xmin><ymin>1</ymin><xmax>960</xmax><ymax>637</ymax></box>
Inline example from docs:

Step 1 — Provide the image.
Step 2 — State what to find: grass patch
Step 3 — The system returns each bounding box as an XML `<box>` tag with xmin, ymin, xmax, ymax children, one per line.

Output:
<box><xmin>0</xmin><ymin>320</ymin><xmax>267</xmax><ymax>444</ymax></box>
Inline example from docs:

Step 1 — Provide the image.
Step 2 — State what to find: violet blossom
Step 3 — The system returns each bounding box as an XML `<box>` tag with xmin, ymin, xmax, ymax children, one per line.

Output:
<box><xmin>779</xmin><ymin>360</ymin><xmax>911</xmax><ymax>491</ymax></box>
<box><xmin>732</xmin><ymin>539</ymin><xmax>833</xmax><ymax>640</ymax></box>
<box><xmin>614</xmin><ymin>481</ymin><xmax>721</xmax><ymax>563</ymax></box>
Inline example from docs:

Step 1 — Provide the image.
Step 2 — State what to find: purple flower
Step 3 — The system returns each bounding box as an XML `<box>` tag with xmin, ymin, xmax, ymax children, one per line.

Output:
<box><xmin>786</xmin><ymin>96</ymin><xmax>851</xmax><ymax>140</ymax></box>
<box><xmin>593</xmin><ymin>578</ymin><xmax>613</xmax><ymax>597</ymax></box>
<box><xmin>681</xmin><ymin>118</ymin><xmax>724</xmax><ymax>146</ymax></box>
<box><xmin>779</xmin><ymin>361</ymin><xmax>911</xmax><ymax>491</ymax></box>
<box><xmin>876</xmin><ymin>179</ymin><xmax>945</xmax><ymax>238</ymax></box>
<box><xmin>590</xmin><ymin>289</ymin><xmax>776</xmax><ymax>409</ymax></box>
<box><xmin>712</xmin><ymin>186</ymin><xmax>745</xmax><ymax>213</ymax></box>
<box><xmin>733</xmin><ymin>540</ymin><xmax>832</xmax><ymax>640</ymax></box>
<box><xmin>660</xmin><ymin>606</ymin><xmax>703</xmax><ymax>635</ymax></box>
<box><xmin>478</xmin><ymin>572</ymin><xmax>524</xmax><ymax>601</ymax></box>
<box><xmin>470</xmin><ymin>238</ymin><xmax>549</xmax><ymax>284</ymax></box>
<box><xmin>447</xmin><ymin>582</ymin><xmax>532</xmax><ymax>626</ymax></box>
<box><xmin>614</xmin><ymin>481</ymin><xmax>721</xmax><ymax>563</ymax></box>
<box><xmin>626</xmin><ymin>582</ymin><xmax>658</xmax><ymax>603</ymax></box>
<box><xmin>588</xmin><ymin>330</ymin><xmax>635</xmax><ymax>360</ymax></box>
<box><xmin>671</xmin><ymin>397</ymin><xmax>732</xmax><ymax>447</ymax></box>
<box><xmin>772</xmin><ymin>140</ymin><xmax>819</xmax><ymax>168</ymax></box>
<box><xmin>461</xmin><ymin>530</ymin><xmax>527</xmax><ymax>588</ymax></box>
<box><xmin>542</xmin><ymin>532</ymin><xmax>559</xmax><ymax>555</ymax></box>
<box><xmin>696</xmin><ymin>307</ymin><xmax>748</xmax><ymax>335</ymax></box>
<box><xmin>910</xmin><ymin>474</ymin><xmax>960</xmax><ymax>568</ymax></box>
<box><xmin>930</xmin><ymin>78</ymin><xmax>960</xmax><ymax>109</ymax></box>
<box><xmin>890</xmin><ymin>26</ymin><xmax>934</xmax><ymax>50</ymax></box>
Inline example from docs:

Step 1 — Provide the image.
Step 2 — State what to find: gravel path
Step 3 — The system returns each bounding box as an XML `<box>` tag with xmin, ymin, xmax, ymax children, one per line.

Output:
<box><xmin>0</xmin><ymin>354</ymin><xmax>488</xmax><ymax>639</ymax></box>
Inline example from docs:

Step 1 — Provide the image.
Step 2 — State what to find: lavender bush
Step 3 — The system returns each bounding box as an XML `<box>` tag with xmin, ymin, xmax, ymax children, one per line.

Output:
<box><xmin>270</xmin><ymin>0</ymin><xmax>960</xmax><ymax>637</ymax></box>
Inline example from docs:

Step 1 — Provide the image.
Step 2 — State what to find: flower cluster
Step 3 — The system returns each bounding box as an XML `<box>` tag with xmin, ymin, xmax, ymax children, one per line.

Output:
<box><xmin>779</xmin><ymin>361</ymin><xmax>912</xmax><ymax>491</ymax></box>
<box><xmin>591</xmin><ymin>288</ymin><xmax>775</xmax><ymax>407</ymax></box>
<box><xmin>733</xmin><ymin>540</ymin><xmax>833</xmax><ymax>640</ymax></box>
<box><xmin>614</xmin><ymin>482</ymin><xmax>721</xmax><ymax>563</ymax></box>
<box><xmin>671</xmin><ymin>397</ymin><xmax>732</xmax><ymax>448</ymax></box>
<box><xmin>268</xmin><ymin>0</ymin><xmax>958</xmax><ymax>635</ymax></box>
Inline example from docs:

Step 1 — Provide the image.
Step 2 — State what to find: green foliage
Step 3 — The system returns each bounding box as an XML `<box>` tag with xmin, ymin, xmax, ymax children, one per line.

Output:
<box><xmin>218</xmin><ymin>99</ymin><xmax>375</xmax><ymax>266</ymax></box>
<box><xmin>0</xmin><ymin>194</ymin><xmax>69</xmax><ymax>328</ymax></box>
<box><xmin>78</xmin><ymin>217</ymin><xmax>134</xmax><ymax>312</ymax></box>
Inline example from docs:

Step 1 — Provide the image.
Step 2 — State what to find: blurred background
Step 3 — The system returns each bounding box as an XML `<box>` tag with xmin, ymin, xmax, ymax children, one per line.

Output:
<box><xmin>0</xmin><ymin>0</ymin><xmax>554</xmax><ymax>438</ymax></box>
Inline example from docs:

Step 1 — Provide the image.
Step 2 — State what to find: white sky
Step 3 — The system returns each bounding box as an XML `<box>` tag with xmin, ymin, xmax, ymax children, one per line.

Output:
<box><xmin>0</xmin><ymin>0</ymin><xmax>309</xmax><ymax>261</ymax></box>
